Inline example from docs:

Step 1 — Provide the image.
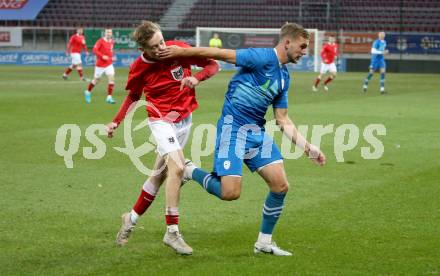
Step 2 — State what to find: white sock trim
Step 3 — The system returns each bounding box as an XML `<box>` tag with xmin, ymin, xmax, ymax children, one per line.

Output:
<box><xmin>142</xmin><ymin>180</ymin><xmax>159</xmax><ymax>196</ymax></box>
<box><xmin>258</xmin><ymin>232</ymin><xmax>272</xmax><ymax>244</ymax></box>
<box><xmin>167</xmin><ymin>224</ymin><xmax>179</xmax><ymax>233</ymax></box>
<box><xmin>130</xmin><ymin>210</ymin><xmax>139</xmax><ymax>224</ymax></box>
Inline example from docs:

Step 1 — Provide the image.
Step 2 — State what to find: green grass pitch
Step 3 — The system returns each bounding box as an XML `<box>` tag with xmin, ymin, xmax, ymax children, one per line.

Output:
<box><xmin>0</xmin><ymin>65</ymin><xmax>439</xmax><ymax>275</ymax></box>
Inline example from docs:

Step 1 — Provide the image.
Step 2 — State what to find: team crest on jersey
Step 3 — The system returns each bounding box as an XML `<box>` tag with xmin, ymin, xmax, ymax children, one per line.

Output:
<box><xmin>171</xmin><ymin>66</ymin><xmax>184</xmax><ymax>81</ymax></box>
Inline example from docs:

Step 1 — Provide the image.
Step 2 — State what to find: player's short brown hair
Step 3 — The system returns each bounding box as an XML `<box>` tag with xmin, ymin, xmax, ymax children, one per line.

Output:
<box><xmin>280</xmin><ymin>23</ymin><xmax>309</xmax><ymax>40</ymax></box>
<box><xmin>133</xmin><ymin>21</ymin><xmax>161</xmax><ymax>49</ymax></box>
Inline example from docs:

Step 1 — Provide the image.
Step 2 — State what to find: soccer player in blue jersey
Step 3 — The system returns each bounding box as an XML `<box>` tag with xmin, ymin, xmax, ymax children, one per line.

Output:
<box><xmin>363</xmin><ymin>32</ymin><xmax>388</xmax><ymax>94</ymax></box>
<box><xmin>159</xmin><ymin>23</ymin><xmax>326</xmax><ymax>256</ymax></box>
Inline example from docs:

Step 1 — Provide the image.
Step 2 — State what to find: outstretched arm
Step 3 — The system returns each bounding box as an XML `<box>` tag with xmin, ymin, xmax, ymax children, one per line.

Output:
<box><xmin>274</xmin><ymin>108</ymin><xmax>326</xmax><ymax>165</ymax></box>
<box><xmin>159</xmin><ymin>46</ymin><xmax>237</xmax><ymax>64</ymax></box>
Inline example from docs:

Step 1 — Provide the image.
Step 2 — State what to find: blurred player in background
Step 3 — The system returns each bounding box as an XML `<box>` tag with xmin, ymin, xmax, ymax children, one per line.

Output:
<box><xmin>106</xmin><ymin>21</ymin><xmax>218</xmax><ymax>255</ymax></box>
<box><xmin>63</xmin><ymin>27</ymin><xmax>88</xmax><ymax>81</ymax></box>
<box><xmin>209</xmin><ymin>33</ymin><xmax>222</xmax><ymax>48</ymax></box>
<box><xmin>313</xmin><ymin>35</ymin><xmax>338</xmax><ymax>92</ymax></box>
<box><xmin>363</xmin><ymin>32</ymin><xmax>388</xmax><ymax>94</ymax></box>
<box><xmin>84</xmin><ymin>28</ymin><xmax>116</xmax><ymax>104</ymax></box>
<box><xmin>159</xmin><ymin>23</ymin><xmax>326</xmax><ymax>256</ymax></box>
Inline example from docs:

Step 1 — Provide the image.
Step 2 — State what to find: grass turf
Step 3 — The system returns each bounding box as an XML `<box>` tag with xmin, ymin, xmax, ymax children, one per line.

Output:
<box><xmin>0</xmin><ymin>66</ymin><xmax>439</xmax><ymax>275</ymax></box>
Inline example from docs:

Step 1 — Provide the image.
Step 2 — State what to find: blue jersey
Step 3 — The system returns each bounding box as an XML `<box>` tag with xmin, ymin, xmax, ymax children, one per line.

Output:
<box><xmin>370</xmin><ymin>39</ymin><xmax>387</xmax><ymax>70</ymax></box>
<box><xmin>221</xmin><ymin>48</ymin><xmax>290</xmax><ymax>127</ymax></box>
<box><xmin>371</xmin><ymin>39</ymin><xmax>387</xmax><ymax>62</ymax></box>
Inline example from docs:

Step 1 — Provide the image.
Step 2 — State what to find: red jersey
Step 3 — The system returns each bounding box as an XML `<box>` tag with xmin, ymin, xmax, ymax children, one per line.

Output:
<box><xmin>321</xmin><ymin>43</ymin><xmax>338</xmax><ymax>64</ymax></box>
<box><xmin>112</xmin><ymin>40</ymin><xmax>219</xmax><ymax>124</ymax></box>
<box><xmin>68</xmin><ymin>34</ymin><xmax>87</xmax><ymax>54</ymax></box>
<box><xmin>93</xmin><ymin>38</ymin><xmax>114</xmax><ymax>67</ymax></box>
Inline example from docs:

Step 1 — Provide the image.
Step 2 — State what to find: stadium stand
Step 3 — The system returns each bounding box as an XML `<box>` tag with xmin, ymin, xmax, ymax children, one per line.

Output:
<box><xmin>179</xmin><ymin>0</ymin><xmax>440</xmax><ymax>33</ymax></box>
<box><xmin>3</xmin><ymin>0</ymin><xmax>173</xmax><ymax>28</ymax></box>
<box><xmin>1</xmin><ymin>0</ymin><xmax>439</xmax><ymax>33</ymax></box>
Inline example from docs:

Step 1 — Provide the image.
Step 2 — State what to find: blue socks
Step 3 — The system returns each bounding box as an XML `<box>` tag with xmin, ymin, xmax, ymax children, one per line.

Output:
<box><xmin>192</xmin><ymin>168</ymin><xmax>222</xmax><ymax>199</ymax></box>
<box><xmin>380</xmin><ymin>72</ymin><xmax>385</xmax><ymax>89</ymax></box>
<box><xmin>260</xmin><ymin>191</ymin><xmax>286</xmax><ymax>234</ymax></box>
<box><xmin>364</xmin><ymin>72</ymin><xmax>373</xmax><ymax>86</ymax></box>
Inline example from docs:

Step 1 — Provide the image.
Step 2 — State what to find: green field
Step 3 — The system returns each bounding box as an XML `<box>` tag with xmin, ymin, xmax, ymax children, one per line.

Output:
<box><xmin>1</xmin><ymin>66</ymin><xmax>439</xmax><ymax>275</ymax></box>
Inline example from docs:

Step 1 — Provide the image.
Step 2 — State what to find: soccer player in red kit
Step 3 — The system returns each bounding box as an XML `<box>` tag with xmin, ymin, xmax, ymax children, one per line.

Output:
<box><xmin>63</xmin><ymin>28</ymin><xmax>88</xmax><ymax>81</ymax></box>
<box><xmin>84</xmin><ymin>28</ymin><xmax>116</xmax><ymax>104</ymax></box>
<box><xmin>106</xmin><ymin>21</ymin><xmax>219</xmax><ymax>254</ymax></box>
<box><xmin>313</xmin><ymin>36</ymin><xmax>338</xmax><ymax>92</ymax></box>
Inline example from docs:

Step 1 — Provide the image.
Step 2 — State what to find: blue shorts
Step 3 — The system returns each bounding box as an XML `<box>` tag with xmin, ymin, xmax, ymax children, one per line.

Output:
<box><xmin>370</xmin><ymin>58</ymin><xmax>386</xmax><ymax>71</ymax></box>
<box><xmin>212</xmin><ymin>116</ymin><xmax>283</xmax><ymax>176</ymax></box>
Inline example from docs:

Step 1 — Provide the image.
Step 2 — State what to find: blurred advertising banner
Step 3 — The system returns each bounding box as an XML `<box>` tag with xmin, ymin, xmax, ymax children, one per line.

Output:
<box><xmin>84</xmin><ymin>29</ymin><xmax>137</xmax><ymax>49</ymax></box>
<box><xmin>386</xmin><ymin>34</ymin><xmax>440</xmax><ymax>54</ymax></box>
<box><xmin>326</xmin><ymin>32</ymin><xmax>376</xmax><ymax>54</ymax></box>
<box><xmin>326</xmin><ymin>32</ymin><xmax>440</xmax><ymax>55</ymax></box>
<box><xmin>0</xmin><ymin>27</ymin><xmax>22</xmax><ymax>47</ymax></box>
<box><xmin>0</xmin><ymin>0</ymin><xmax>48</xmax><ymax>20</ymax></box>
<box><xmin>0</xmin><ymin>51</ymin><xmax>139</xmax><ymax>67</ymax></box>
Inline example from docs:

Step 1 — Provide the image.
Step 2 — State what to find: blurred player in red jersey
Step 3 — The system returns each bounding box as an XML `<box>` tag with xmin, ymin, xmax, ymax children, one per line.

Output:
<box><xmin>84</xmin><ymin>28</ymin><xmax>116</xmax><ymax>104</ymax></box>
<box><xmin>63</xmin><ymin>28</ymin><xmax>88</xmax><ymax>81</ymax></box>
<box><xmin>106</xmin><ymin>21</ymin><xmax>219</xmax><ymax>254</ymax></box>
<box><xmin>313</xmin><ymin>35</ymin><xmax>338</xmax><ymax>92</ymax></box>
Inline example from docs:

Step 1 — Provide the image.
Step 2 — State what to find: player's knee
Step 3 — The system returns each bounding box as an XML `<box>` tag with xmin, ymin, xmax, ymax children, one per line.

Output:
<box><xmin>272</xmin><ymin>181</ymin><xmax>289</xmax><ymax>193</ymax></box>
<box><xmin>221</xmin><ymin>189</ymin><xmax>240</xmax><ymax>201</ymax></box>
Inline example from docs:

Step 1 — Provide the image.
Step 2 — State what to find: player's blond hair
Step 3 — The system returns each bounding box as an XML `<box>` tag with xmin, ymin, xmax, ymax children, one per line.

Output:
<box><xmin>133</xmin><ymin>21</ymin><xmax>161</xmax><ymax>49</ymax></box>
<box><xmin>280</xmin><ymin>23</ymin><xmax>309</xmax><ymax>40</ymax></box>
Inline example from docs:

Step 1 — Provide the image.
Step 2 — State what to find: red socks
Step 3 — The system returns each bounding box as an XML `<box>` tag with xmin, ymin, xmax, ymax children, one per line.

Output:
<box><xmin>132</xmin><ymin>189</ymin><xmax>156</xmax><ymax>216</ymax></box>
<box><xmin>165</xmin><ymin>207</ymin><xmax>179</xmax><ymax>226</ymax></box>
<box><xmin>107</xmin><ymin>83</ymin><xmax>114</xmax><ymax>96</ymax></box>
<box><xmin>87</xmin><ymin>82</ymin><xmax>95</xmax><ymax>92</ymax></box>
<box><xmin>64</xmin><ymin>67</ymin><xmax>72</xmax><ymax>75</ymax></box>
<box><xmin>324</xmin><ymin>77</ymin><xmax>334</xmax><ymax>85</ymax></box>
<box><xmin>314</xmin><ymin>78</ymin><xmax>321</xmax><ymax>87</ymax></box>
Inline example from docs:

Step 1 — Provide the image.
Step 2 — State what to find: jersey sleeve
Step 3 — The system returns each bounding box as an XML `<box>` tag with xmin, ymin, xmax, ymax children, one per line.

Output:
<box><xmin>236</xmin><ymin>48</ymin><xmax>271</xmax><ymax>70</ymax></box>
<box><xmin>272</xmin><ymin>74</ymin><xmax>290</xmax><ymax>109</ymax></box>
<box><xmin>93</xmin><ymin>39</ymin><xmax>103</xmax><ymax>57</ymax></box>
<box><xmin>191</xmin><ymin>58</ymin><xmax>219</xmax><ymax>81</ymax></box>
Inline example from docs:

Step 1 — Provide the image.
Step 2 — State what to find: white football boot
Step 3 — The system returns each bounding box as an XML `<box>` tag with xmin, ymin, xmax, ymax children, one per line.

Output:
<box><xmin>116</xmin><ymin>212</ymin><xmax>136</xmax><ymax>246</ymax></box>
<box><xmin>163</xmin><ymin>229</ymin><xmax>193</xmax><ymax>255</ymax></box>
<box><xmin>254</xmin><ymin>241</ymin><xmax>293</xmax><ymax>256</ymax></box>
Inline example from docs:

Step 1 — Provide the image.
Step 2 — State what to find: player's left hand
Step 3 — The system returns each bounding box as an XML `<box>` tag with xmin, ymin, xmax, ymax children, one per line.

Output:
<box><xmin>305</xmin><ymin>143</ymin><xmax>326</xmax><ymax>166</ymax></box>
<box><xmin>158</xmin><ymin>45</ymin><xmax>183</xmax><ymax>59</ymax></box>
<box><xmin>180</xmin><ymin>76</ymin><xmax>199</xmax><ymax>90</ymax></box>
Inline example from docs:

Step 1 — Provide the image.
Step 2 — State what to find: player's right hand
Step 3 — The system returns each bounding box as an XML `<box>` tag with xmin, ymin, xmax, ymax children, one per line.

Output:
<box><xmin>106</xmin><ymin>122</ymin><xmax>118</xmax><ymax>138</ymax></box>
<box><xmin>102</xmin><ymin>55</ymin><xmax>109</xmax><ymax>60</ymax></box>
<box><xmin>180</xmin><ymin>76</ymin><xmax>200</xmax><ymax>90</ymax></box>
<box><xmin>305</xmin><ymin>143</ymin><xmax>326</xmax><ymax>166</ymax></box>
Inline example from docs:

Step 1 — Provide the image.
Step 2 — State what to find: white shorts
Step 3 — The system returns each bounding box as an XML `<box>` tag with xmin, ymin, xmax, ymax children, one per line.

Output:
<box><xmin>148</xmin><ymin>114</ymin><xmax>192</xmax><ymax>156</ymax></box>
<box><xmin>94</xmin><ymin>65</ymin><xmax>115</xmax><ymax>78</ymax></box>
<box><xmin>71</xmin><ymin>53</ymin><xmax>82</xmax><ymax>65</ymax></box>
<box><xmin>320</xmin><ymin>62</ymin><xmax>337</xmax><ymax>74</ymax></box>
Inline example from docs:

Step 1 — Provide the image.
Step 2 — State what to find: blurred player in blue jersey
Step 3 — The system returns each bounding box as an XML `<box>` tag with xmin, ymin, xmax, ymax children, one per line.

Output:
<box><xmin>363</xmin><ymin>32</ymin><xmax>388</xmax><ymax>94</ymax></box>
<box><xmin>159</xmin><ymin>23</ymin><xmax>326</xmax><ymax>256</ymax></box>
